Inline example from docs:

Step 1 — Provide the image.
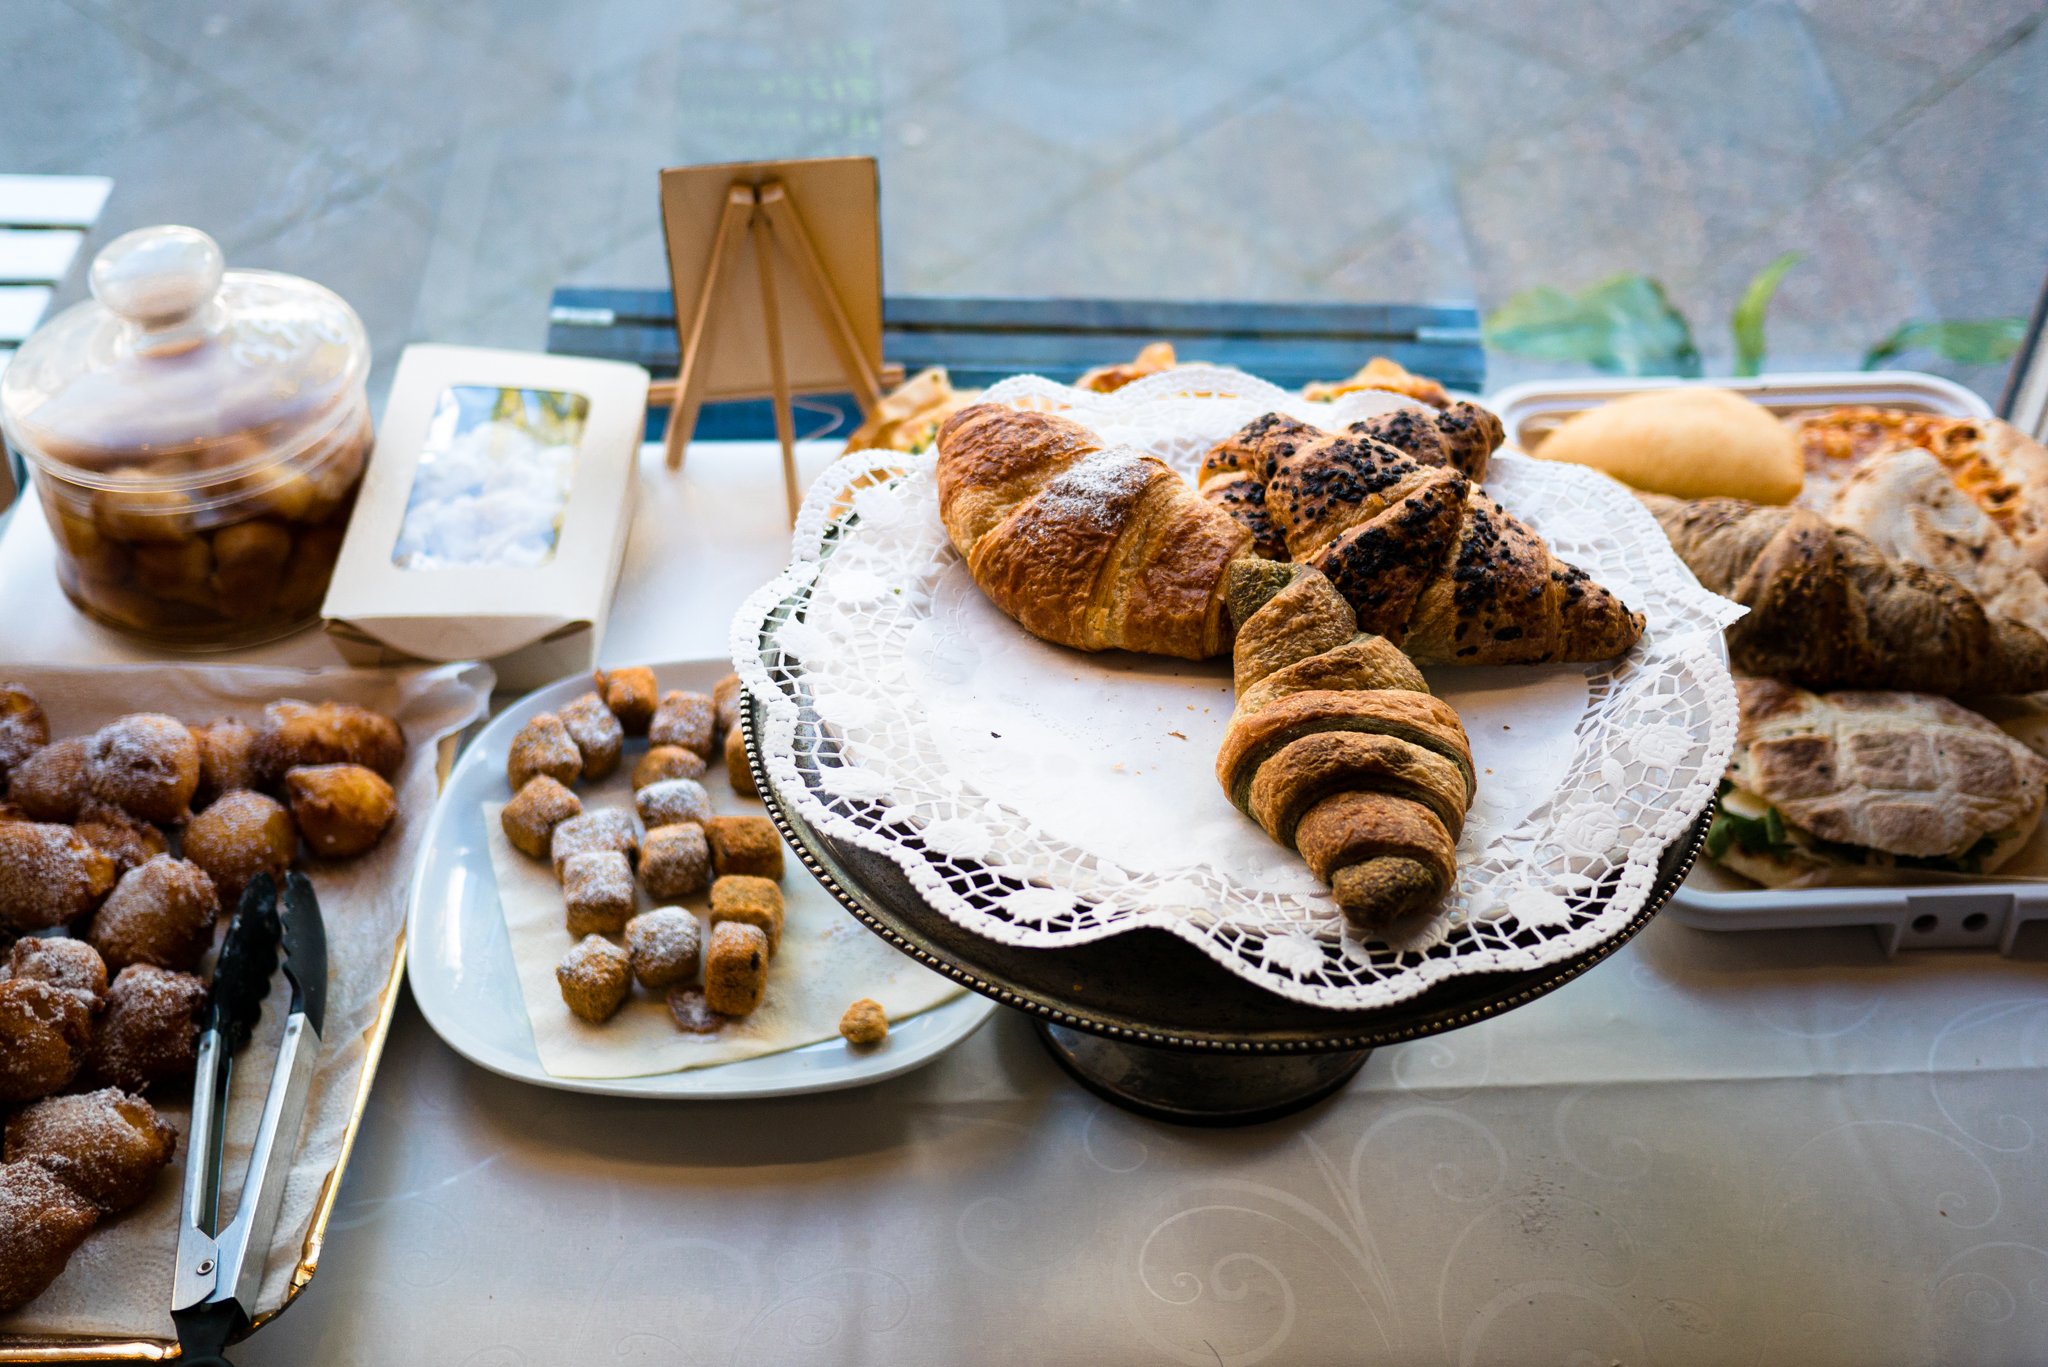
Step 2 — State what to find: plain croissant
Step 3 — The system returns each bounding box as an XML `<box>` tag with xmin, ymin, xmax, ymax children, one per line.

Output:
<box><xmin>1200</xmin><ymin>413</ymin><xmax>1644</xmax><ymax>665</ymax></box>
<box><xmin>1217</xmin><ymin>560</ymin><xmax>1476</xmax><ymax>933</ymax></box>
<box><xmin>936</xmin><ymin>404</ymin><xmax>1253</xmax><ymax>659</ymax></box>
<box><xmin>1647</xmin><ymin>494</ymin><xmax>2048</xmax><ymax>695</ymax></box>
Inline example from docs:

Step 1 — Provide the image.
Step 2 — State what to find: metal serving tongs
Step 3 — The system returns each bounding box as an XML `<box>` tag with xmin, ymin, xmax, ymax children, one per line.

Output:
<box><xmin>172</xmin><ymin>870</ymin><xmax>328</xmax><ymax>1367</ymax></box>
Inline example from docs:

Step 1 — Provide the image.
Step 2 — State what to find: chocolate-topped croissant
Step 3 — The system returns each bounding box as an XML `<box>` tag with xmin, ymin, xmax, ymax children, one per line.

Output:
<box><xmin>935</xmin><ymin>402</ymin><xmax>1643</xmax><ymax>668</ymax></box>
<box><xmin>1198</xmin><ymin>413</ymin><xmax>1643</xmax><ymax>665</ymax></box>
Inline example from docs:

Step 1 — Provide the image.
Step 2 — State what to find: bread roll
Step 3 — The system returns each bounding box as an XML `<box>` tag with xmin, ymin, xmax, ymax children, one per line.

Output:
<box><xmin>1536</xmin><ymin>388</ymin><xmax>1802</xmax><ymax>504</ymax></box>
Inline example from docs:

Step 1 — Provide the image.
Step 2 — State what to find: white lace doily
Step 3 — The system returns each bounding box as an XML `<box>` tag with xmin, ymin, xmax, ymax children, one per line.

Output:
<box><xmin>732</xmin><ymin>367</ymin><xmax>1744</xmax><ymax>1009</ymax></box>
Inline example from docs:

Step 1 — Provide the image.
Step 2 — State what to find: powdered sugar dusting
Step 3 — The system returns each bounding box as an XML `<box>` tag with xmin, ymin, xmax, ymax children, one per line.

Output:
<box><xmin>635</xmin><ymin>778</ymin><xmax>711</xmax><ymax>829</ymax></box>
<box><xmin>0</xmin><ymin>823</ymin><xmax>113</xmax><ymax>929</ymax></box>
<box><xmin>556</xmin><ymin>934</ymin><xmax>629</xmax><ymax>990</ymax></box>
<box><xmin>1028</xmin><ymin>446</ymin><xmax>1160</xmax><ymax>533</ymax></box>
<box><xmin>0</xmin><ymin>1159</ymin><xmax>95</xmax><ymax>1237</ymax></box>
<box><xmin>563</xmin><ymin>850</ymin><xmax>634</xmax><ymax>905</ymax></box>
<box><xmin>4</xmin><ymin>1087</ymin><xmax>177</xmax><ymax>1211</ymax></box>
<box><xmin>625</xmin><ymin>907</ymin><xmax>700</xmax><ymax>983</ymax></box>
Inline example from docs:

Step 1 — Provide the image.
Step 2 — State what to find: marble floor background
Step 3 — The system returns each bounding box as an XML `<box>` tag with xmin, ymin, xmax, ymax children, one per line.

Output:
<box><xmin>8</xmin><ymin>0</ymin><xmax>2046</xmax><ymax>401</ymax></box>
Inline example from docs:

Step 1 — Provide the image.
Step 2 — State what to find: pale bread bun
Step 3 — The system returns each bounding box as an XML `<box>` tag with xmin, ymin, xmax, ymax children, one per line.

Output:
<box><xmin>1535</xmin><ymin>387</ymin><xmax>1802</xmax><ymax>503</ymax></box>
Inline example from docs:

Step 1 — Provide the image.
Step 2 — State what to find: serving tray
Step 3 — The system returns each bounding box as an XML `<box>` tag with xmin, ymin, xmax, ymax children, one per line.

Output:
<box><xmin>1488</xmin><ymin>370</ymin><xmax>2044</xmax><ymax>956</ymax></box>
<box><xmin>734</xmin><ymin>369</ymin><xmax>1741</xmax><ymax>1016</ymax></box>
<box><xmin>745</xmin><ymin>689</ymin><xmax>1711</xmax><ymax>1122</ymax></box>
<box><xmin>0</xmin><ymin>663</ymin><xmax>489</xmax><ymax>1363</ymax></box>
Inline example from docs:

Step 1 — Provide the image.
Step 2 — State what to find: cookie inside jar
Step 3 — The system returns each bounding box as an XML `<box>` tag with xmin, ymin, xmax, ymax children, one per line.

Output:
<box><xmin>1</xmin><ymin>224</ymin><xmax>372</xmax><ymax>650</ymax></box>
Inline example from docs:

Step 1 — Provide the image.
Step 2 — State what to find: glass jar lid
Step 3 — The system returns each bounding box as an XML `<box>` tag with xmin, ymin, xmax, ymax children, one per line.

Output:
<box><xmin>0</xmin><ymin>224</ymin><xmax>370</xmax><ymax>486</ymax></box>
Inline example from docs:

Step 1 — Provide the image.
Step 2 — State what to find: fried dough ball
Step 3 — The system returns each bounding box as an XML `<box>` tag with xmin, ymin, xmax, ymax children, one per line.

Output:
<box><xmin>6</xmin><ymin>738</ymin><xmax>88</xmax><ymax>822</ymax></box>
<box><xmin>85</xmin><ymin>713</ymin><xmax>199</xmax><ymax>823</ymax></box>
<box><xmin>0</xmin><ymin>685</ymin><xmax>48</xmax><ymax>782</ymax></box>
<box><xmin>703</xmin><ymin>921</ymin><xmax>768</xmax><ymax>1017</ymax></box>
<box><xmin>723</xmin><ymin>726</ymin><xmax>757</xmax><ymax>797</ymax></box>
<box><xmin>210</xmin><ymin>519</ymin><xmax>292</xmax><ymax>601</ymax></box>
<box><xmin>556</xmin><ymin>935</ymin><xmax>630</xmax><ymax>1023</ymax></box>
<box><xmin>593</xmin><ymin>666</ymin><xmax>657</xmax><ymax>735</ymax></box>
<box><xmin>285</xmin><ymin>764</ymin><xmax>396</xmax><ymax>859</ymax></box>
<box><xmin>500</xmin><ymin>775</ymin><xmax>580</xmax><ymax>859</ymax></box>
<box><xmin>702</xmin><ymin>815</ymin><xmax>784</xmax><ymax>881</ymax></box>
<box><xmin>709</xmin><ymin>875</ymin><xmax>784</xmax><ymax>955</ymax></box>
<box><xmin>131</xmin><ymin>537</ymin><xmax>212</xmax><ymax>605</ymax></box>
<box><xmin>712</xmin><ymin>672</ymin><xmax>742</xmax><ymax>744</ymax></box>
<box><xmin>640</xmin><ymin>823</ymin><xmax>710</xmax><ymax>900</ymax></box>
<box><xmin>92</xmin><ymin>475</ymin><xmax>191</xmax><ymax>541</ymax></box>
<box><xmin>0</xmin><ymin>822</ymin><xmax>117</xmax><ymax>931</ymax></box>
<box><xmin>838</xmin><ymin>998</ymin><xmax>888</xmax><ymax>1046</ymax></box>
<box><xmin>562</xmin><ymin>850</ymin><xmax>635</xmax><ymax>937</ymax></box>
<box><xmin>631</xmin><ymin>745</ymin><xmax>706</xmax><ymax>790</ymax></box>
<box><xmin>87</xmin><ymin>965</ymin><xmax>206</xmax><ymax>1092</ymax></box>
<box><xmin>73</xmin><ymin>800</ymin><xmax>170</xmax><ymax>878</ymax></box>
<box><xmin>507</xmin><ymin>712</ymin><xmax>581</xmax><ymax>791</ymax></box>
<box><xmin>5</xmin><ymin>1088</ymin><xmax>176</xmax><ymax>1213</ymax></box>
<box><xmin>550</xmin><ymin>810</ymin><xmax>637</xmax><ymax>880</ymax></box>
<box><xmin>276</xmin><ymin>525</ymin><xmax>344</xmax><ymax>617</ymax></box>
<box><xmin>181</xmin><ymin>791</ymin><xmax>294</xmax><ymax>906</ymax></box>
<box><xmin>634</xmin><ymin>778</ymin><xmax>711</xmax><ymax>831</ymax></box>
<box><xmin>189</xmin><ymin>717</ymin><xmax>257</xmax><ymax>810</ymax></box>
<box><xmin>0</xmin><ymin>1160</ymin><xmax>99</xmax><ymax>1312</ymax></box>
<box><xmin>649</xmin><ymin>691</ymin><xmax>716</xmax><ymax>759</ymax></box>
<box><xmin>252</xmin><ymin>700</ymin><xmax>404</xmax><ymax>784</ymax></box>
<box><xmin>625</xmin><ymin>907</ymin><xmax>701</xmax><ymax>989</ymax></box>
<box><xmin>0</xmin><ymin>978</ymin><xmax>94</xmax><ymax>1103</ymax></box>
<box><xmin>6</xmin><ymin>937</ymin><xmax>108</xmax><ymax>1002</ymax></box>
<box><xmin>558</xmin><ymin>692</ymin><xmax>623</xmax><ymax>781</ymax></box>
<box><xmin>88</xmin><ymin>856</ymin><xmax>217</xmax><ymax>972</ymax></box>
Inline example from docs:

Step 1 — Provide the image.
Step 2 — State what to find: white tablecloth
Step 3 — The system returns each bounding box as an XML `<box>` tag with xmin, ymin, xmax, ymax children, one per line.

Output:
<box><xmin>5</xmin><ymin>444</ymin><xmax>2046</xmax><ymax>1366</ymax></box>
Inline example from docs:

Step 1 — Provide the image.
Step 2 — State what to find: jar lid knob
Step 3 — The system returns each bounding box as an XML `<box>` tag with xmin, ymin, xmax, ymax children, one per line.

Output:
<box><xmin>89</xmin><ymin>225</ymin><xmax>224</xmax><ymax>330</ymax></box>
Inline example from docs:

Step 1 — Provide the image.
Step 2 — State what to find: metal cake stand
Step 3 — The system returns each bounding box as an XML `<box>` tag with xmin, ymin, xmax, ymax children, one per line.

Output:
<box><xmin>744</xmin><ymin>694</ymin><xmax>1712</xmax><ymax>1127</ymax></box>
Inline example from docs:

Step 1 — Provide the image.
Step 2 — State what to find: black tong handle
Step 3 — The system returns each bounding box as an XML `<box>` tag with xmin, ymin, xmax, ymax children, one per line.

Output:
<box><xmin>173</xmin><ymin>1298</ymin><xmax>248</xmax><ymax>1367</ymax></box>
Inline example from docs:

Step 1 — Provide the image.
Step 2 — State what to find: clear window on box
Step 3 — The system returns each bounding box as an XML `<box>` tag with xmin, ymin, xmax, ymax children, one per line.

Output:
<box><xmin>391</xmin><ymin>385</ymin><xmax>590</xmax><ymax>570</ymax></box>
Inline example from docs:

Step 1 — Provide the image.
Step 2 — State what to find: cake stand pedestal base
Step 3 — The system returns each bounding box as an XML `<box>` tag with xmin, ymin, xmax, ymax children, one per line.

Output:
<box><xmin>1034</xmin><ymin>1022</ymin><xmax>1371</xmax><ymax>1126</ymax></box>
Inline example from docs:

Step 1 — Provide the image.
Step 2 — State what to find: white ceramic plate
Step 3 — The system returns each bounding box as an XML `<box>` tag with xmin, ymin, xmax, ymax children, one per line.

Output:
<box><xmin>406</xmin><ymin>658</ymin><xmax>997</xmax><ymax>1098</ymax></box>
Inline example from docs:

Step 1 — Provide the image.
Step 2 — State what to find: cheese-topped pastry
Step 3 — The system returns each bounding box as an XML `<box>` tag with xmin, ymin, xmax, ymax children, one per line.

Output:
<box><xmin>1790</xmin><ymin>409</ymin><xmax>2048</xmax><ymax>578</ymax></box>
<box><xmin>1829</xmin><ymin>446</ymin><xmax>2048</xmax><ymax>639</ymax></box>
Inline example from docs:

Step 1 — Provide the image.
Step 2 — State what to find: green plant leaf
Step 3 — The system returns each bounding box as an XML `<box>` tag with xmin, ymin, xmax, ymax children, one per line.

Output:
<box><xmin>1731</xmin><ymin>251</ymin><xmax>1801</xmax><ymax>378</ymax></box>
<box><xmin>1484</xmin><ymin>274</ymin><xmax>1702</xmax><ymax>377</ymax></box>
<box><xmin>1863</xmin><ymin>318</ymin><xmax>2027</xmax><ymax>370</ymax></box>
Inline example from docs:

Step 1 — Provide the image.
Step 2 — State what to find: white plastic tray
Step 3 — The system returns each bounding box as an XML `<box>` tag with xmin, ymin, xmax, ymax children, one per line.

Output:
<box><xmin>1488</xmin><ymin>370</ymin><xmax>1992</xmax><ymax>451</ymax></box>
<box><xmin>1486</xmin><ymin>370</ymin><xmax>2038</xmax><ymax>955</ymax></box>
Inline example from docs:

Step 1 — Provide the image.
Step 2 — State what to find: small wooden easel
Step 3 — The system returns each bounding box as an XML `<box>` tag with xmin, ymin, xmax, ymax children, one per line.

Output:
<box><xmin>655</xmin><ymin>158</ymin><xmax>885</xmax><ymax>522</ymax></box>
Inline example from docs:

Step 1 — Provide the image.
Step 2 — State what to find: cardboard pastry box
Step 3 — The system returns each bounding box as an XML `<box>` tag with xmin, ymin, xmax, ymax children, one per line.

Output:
<box><xmin>323</xmin><ymin>345</ymin><xmax>649</xmax><ymax>690</ymax></box>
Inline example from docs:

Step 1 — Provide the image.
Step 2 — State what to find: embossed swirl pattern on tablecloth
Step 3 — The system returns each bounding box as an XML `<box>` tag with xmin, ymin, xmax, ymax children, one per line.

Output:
<box><xmin>732</xmin><ymin>368</ymin><xmax>1744</xmax><ymax>1008</ymax></box>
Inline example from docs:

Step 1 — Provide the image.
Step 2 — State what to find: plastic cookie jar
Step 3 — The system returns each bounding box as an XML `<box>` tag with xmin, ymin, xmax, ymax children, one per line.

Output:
<box><xmin>1</xmin><ymin>225</ymin><xmax>371</xmax><ymax>648</ymax></box>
